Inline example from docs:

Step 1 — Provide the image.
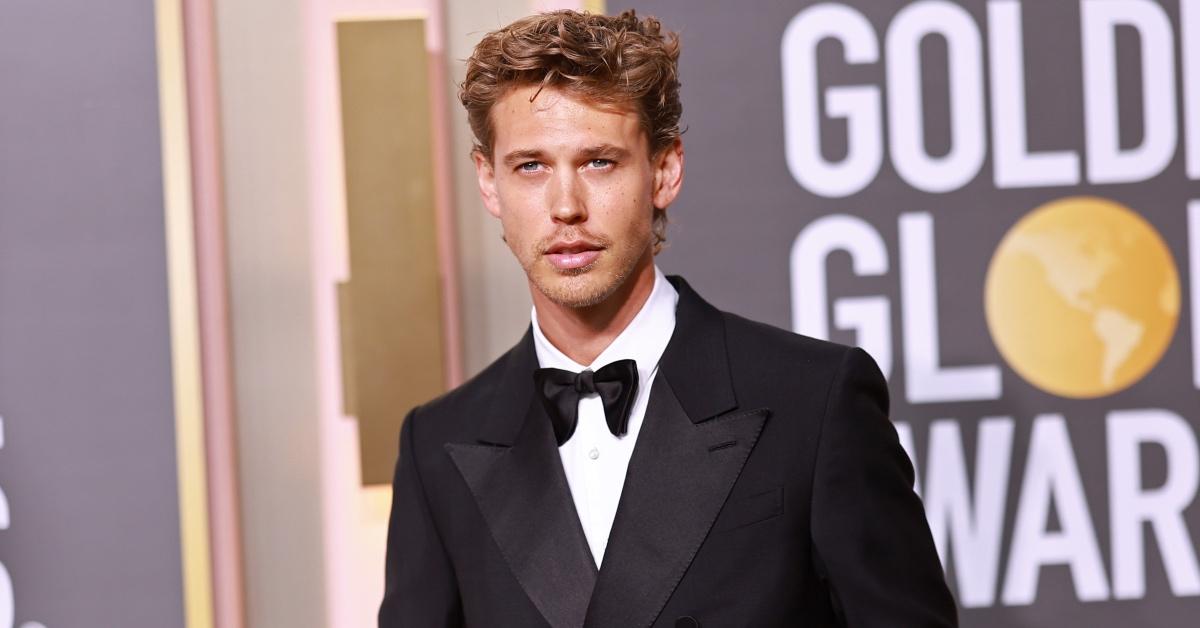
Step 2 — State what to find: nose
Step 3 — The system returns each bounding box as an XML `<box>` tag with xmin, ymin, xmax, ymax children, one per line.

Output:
<box><xmin>549</xmin><ymin>170</ymin><xmax>587</xmax><ymax>225</ymax></box>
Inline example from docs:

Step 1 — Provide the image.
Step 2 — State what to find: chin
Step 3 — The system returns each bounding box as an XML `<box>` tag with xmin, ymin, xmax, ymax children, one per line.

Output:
<box><xmin>534</xmin><ymin>268</ymin><xmax>623</xmax><ymax>309</ymax></box>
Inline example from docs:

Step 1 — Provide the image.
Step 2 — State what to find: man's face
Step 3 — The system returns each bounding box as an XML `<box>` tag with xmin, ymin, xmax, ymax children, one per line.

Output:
<box><xmin>474</xmin><ymin>86</ymin><xmax>682</xmax><ymax>309</ymax></box>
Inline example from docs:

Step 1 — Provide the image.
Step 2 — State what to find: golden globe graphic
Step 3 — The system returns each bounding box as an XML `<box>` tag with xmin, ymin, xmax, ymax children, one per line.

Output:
<box><xmin>772</xmin><ymin>0</ymin><xmax>1200</xmax><ymax>621</ymax></box>
<box><xmin>985</xmin><ymin>197</ymin><xmax>1181</xmax><ymax>399</ymax></box>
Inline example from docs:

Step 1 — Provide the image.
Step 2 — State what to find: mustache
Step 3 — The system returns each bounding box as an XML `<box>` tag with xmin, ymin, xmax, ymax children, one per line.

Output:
<box><xmin>535</xmin><ymin>228</ymin><xmax>611</xmax><ymax>254</ymax></box>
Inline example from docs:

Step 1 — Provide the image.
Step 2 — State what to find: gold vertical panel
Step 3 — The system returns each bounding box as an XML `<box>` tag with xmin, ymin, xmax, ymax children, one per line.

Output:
<box><xmin>337</xmin><ymin>18</ymin><xmax>446</xmax><ymax>486</ymax></box>
<box><xmin>155</xmin><ymin>0</ymin><xmax>214</xmax><ymax>625</ymax></box>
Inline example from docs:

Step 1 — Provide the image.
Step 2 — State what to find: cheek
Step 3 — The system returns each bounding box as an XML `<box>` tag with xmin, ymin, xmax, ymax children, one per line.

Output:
<box><xmin>496</xmin><ymin>204</ymin><xmax>542</xmax><ymax>254</ymax></box>
<box><xmin>499</xmin><ymin>213</ymin><xmax>526</xmax><ymax>245</ymax></box>
<box><xmin>604</xmin><ymin>201</ymin><xmax>653</xmax><ymax>246</ymax></box>
<box><xmin>601</xmin><ymin>174</ymin><xmax>653</xmax><ymax>226</ymax></box>
<box><xmin>494</xmin><ymin>188</ymin><xmax>530</xmax><ymax>229</ymax></box>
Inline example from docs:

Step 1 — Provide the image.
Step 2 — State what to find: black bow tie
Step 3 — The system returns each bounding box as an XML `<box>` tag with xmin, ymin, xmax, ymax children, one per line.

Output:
<box><xmin>533</xmin><ymin>359</ymin><xmax>639</xmax><ymax>446</ymax></box>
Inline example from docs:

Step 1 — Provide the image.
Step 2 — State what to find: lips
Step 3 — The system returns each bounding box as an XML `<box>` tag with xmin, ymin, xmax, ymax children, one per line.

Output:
<box><xmin>545</xmin><ymin>240</ymin><xmax>603</xmax><ymax>271</ymax></box>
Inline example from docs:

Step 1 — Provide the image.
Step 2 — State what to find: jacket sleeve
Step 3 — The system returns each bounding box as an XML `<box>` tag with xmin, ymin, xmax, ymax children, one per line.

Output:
<box><xmin>379</xmin><ymin>408</ymin><xmax>464</xmax><ymax>627</ymax></box>
<box><xmin>810</xmin><ymin>347</ymin><xmax>958</xmax><ymax>627</ymax></box>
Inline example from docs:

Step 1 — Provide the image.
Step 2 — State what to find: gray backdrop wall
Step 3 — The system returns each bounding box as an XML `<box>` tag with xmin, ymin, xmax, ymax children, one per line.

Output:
<box><xmin>0</xmin><ymin>1</ymin><xmax>186</xmax><ymax>627</ymax></box>
<box><xmin>614</xmin><ymin>0</ymin><xmax>1200</xmax><ymax>625</ymax></box>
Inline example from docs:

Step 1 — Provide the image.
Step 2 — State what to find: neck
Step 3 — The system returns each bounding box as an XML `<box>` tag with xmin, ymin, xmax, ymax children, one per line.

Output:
<box><xmin>533</xmin><ymin>254</ymin><xmax>657</xmax><ymax>365</ymax></box>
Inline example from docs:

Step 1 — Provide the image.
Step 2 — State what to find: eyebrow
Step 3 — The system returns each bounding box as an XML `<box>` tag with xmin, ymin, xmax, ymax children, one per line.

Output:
<box><xmin>500</xmin><ymin>149</ymin><xmax>545</xmax><ymax>169</ymax></box>
<box><xmin>500</xmin><ymin>144</ymin><xmax>633</xmax><ymax>169</ymax></box>
<box><xmin>580</xmin><ymin>144</ymin><xmax>632</xmax><ymax>161</ymax></box>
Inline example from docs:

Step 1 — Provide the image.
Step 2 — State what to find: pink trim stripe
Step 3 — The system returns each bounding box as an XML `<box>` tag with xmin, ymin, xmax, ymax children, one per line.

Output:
<box><xmin>182</xmin><ymin>1</ymin><xmax>247</xmax><ymax>626</ymax></box>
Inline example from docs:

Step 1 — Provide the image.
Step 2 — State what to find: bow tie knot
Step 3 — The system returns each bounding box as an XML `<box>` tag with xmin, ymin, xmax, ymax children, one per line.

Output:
<box><xmin>534</xmin><ymin>359</ymin><xmax>639</xmax><ymax>446</ymax></box>
<box><xmin>573</xmin><ymin>370</ymin><xmax>596</xmax><ymax>394</ymax></box>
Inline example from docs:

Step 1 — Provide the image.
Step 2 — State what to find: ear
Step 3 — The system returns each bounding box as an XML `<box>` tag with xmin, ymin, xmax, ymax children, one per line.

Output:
<box><xmin>651</xmin><ymin>138</ymin><xmax>684</xmax><ymax>210</ymax></box>
<box><xmin>473</xmin><ymin>150</ymin><xmax>502</xmax><ymax>218</ymax></box>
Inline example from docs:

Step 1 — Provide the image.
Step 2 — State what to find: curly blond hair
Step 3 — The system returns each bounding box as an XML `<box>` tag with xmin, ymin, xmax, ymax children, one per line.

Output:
<box><xmin>460</xmin><ymin>9</ymin><xmax>682</xmax><ymax>250</ymax></box>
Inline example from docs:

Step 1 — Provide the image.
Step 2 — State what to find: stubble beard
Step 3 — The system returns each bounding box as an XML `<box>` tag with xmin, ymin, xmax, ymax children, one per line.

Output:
<box><xmin>518</xmin><ymin>230</ymin><xmax>651</xmax><ymax>309</ymax></box>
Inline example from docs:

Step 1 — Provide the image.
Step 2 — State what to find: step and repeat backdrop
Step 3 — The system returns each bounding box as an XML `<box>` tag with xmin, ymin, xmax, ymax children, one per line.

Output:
<box><xmin>614</xmin><ymin>0</ymin><xmax>1200</xmax><ymax>625</ymax></box>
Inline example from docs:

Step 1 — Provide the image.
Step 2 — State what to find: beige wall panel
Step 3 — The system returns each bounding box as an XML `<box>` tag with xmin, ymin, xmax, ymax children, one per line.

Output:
<box><xmin>445</xmin><ymin>0</ymin><xmax>538</xmax><ymax>377</ymax></box>
<box><xmin>336</xmin><ymin>18</ymin><xmax>446</xmax><ymax>486</ymax></box>
<box><xmin>215</xmin><ymin>0</ymin><xmax>327</xmax><ymax>626</ymax></box>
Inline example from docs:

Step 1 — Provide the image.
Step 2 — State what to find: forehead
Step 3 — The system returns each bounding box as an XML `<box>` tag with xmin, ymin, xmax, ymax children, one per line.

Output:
<box><xmin>489</xmin><ymin>85</ymin><xmax>646</xmax><ymax>153</ymax></box>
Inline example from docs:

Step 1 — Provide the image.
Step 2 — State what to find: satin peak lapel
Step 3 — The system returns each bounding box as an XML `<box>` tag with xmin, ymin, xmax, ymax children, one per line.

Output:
<box><xmin>584</xmin><ymin>376</ymin><xmax>770</xmax><ymax>628</ymax></box>
<box><xmin>445</xmin><ymin>333</ymin><xmax>596</xmax><ymax>628</ymax></box>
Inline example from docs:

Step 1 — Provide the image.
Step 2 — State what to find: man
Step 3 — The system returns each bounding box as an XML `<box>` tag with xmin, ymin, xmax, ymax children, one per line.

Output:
<box><xmin>381</xmin><ymin>9</ymin><xmax>956</xmax><ymax>628</ymax></box>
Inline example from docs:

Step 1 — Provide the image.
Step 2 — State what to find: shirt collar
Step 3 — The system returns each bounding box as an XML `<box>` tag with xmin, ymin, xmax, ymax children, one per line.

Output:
<box><xmin>531</xmin><ymin>266</ymin><xmax>679</xmax><ymax>382</ymax></box>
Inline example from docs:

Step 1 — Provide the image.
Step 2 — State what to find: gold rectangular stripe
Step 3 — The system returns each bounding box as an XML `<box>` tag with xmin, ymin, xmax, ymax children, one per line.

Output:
<box><xmin>337</xmin><ymin>18</ymin><xmax>446</xmax><ymax>486</ymax></box>
<box><xmin>154</xmin><ymin>0</ymin><xmax>214</xmax><ymax>625</ymax></box>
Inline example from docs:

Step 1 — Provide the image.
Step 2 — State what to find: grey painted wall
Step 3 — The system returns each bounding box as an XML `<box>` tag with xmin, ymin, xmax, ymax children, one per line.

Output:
<box><xmin>0</xmin><ymin>1</ymin><xmax>185</xmax><ymax>627</ymax></box>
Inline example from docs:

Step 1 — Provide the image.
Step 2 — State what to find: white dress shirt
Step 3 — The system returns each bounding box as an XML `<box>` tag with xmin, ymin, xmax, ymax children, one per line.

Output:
<box><xmin>531</xmin><ymin>266</ymin><xmax>679</xmax><ymax>567</ymax></box>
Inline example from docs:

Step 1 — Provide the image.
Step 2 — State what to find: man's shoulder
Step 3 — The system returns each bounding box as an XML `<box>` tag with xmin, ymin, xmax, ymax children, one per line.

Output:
<box><xmin>717</xmin><ymin>308</ymin><xmax>856</xmax><ymax>374</ymax></box>
<box><xmin>711</xmin><ymin>307</ymin><xmax>889</xmax><ymax>423</ymax></box>
<box><xmin>406</xmin><ymin>336</ymin><xmax>526</xmax><ymax>439</ymax></box>
<box><xmin>670</xmin><ymin>274</ymin><xmax>860</xmax><ymax>377</ymax></box>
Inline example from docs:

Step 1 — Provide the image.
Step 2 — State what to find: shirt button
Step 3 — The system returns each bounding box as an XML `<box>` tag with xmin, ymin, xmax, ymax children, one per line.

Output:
<box><xmin>588</xmin><ymin>447</ymin><xmax>600</xmax><ymax>460</ymax></box>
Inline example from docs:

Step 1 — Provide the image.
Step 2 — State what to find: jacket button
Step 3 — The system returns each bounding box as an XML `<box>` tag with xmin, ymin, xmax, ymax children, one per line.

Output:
<box><xmin>675</xmin><ymin>617</ymin><xmax>699</xmax><ymax>628</ymax></box>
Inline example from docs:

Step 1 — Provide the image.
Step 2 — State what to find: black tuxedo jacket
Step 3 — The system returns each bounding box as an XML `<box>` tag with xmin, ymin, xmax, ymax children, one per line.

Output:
<box><xmin>380</xmin><ymin>277</ymin><xmax>956</xmax><ymax>627</ymax></box>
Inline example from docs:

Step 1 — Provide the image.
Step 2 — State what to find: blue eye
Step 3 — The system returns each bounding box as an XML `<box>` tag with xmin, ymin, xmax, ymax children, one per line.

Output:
<box><xmin>519</xmin><ymin>161</ymin><xmax>541</xmax><ymax>172</ymax></box>
<box><xmin>589</xmin><ymin>159</ymin><xmax>613</xmax><ymax>168</ymax></box>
